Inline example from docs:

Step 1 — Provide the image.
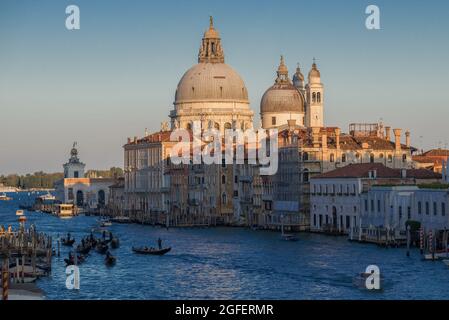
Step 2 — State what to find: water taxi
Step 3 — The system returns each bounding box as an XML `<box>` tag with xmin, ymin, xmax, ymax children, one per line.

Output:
<box><xmin>56</xmin><ymin>204</ymin><xmax>76</xmax><ymax>219</ymax></box>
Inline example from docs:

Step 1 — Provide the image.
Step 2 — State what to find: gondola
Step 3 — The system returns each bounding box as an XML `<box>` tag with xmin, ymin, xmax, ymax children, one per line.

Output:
<box><xmin>96</xmin><ymin>243</ymin><xmax>109</xmax><ymax>254</ymax></box>
<box><xmin>76</xmin><ymin>244</ymin><xmax>91</xmax><ymax>255</ymax></box>
<box><xmin>104</xmin><ymin>253</ymin><xmax>116</xmax><ymax>266</ymax></box>
<box><xmin>61</xmin><ymin>238</ymin><xmax>75</xmax><ymax>246</ymax></box>
<box><xmin>132</xmin><ymin>247</ymin><xmax>171</xmax><ymax>255</ymax></box>
<box><xmin>64</xmin><ymin>254</ymin><xmax>85</xmax><ymax>266</ymax></box>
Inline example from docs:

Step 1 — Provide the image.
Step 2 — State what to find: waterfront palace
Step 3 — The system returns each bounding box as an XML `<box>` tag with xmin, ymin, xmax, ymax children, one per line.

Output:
<box><xmin>114</xmin><ymin>18</ymin><xmax>448</xmax><ymax>232</ymax></box>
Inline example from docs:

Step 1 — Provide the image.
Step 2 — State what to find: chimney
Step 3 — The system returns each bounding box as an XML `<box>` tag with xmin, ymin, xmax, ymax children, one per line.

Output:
<box><xmin>405</xmin><ymin>130</ymin><xmax>411</xmax><ymax>148</ymax></box>
<box><xmin>335</xmin><ymin>128</ymin><xmax>341</xmax><ymax>150</ymax></box>
<box><xmin>393</xmin><ymin>129</ymin><xmax>402</xmax><ymax>152</ymax></box>
<box><xmin>127</xmin><ymin>137</ymin><xmax>131</xmax><ymax>144</ymax></box>
<box><xmin>134</xmin><ymin>136</ymin><xmax>138</xmax><ymax>143</ymax></box>
<box><xmin>312</xmin><ymin>127</ymin><xmax>320</xmax><ymax>148</ymax></box>
<box><xmin>385</xmin><ymin>126</ymin><xmax>391</xmax><ymax>141</ymax></box>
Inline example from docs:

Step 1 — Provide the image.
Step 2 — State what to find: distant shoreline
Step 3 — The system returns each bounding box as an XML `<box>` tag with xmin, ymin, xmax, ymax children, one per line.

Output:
<box><xmin>0</xmin><ymin>187</ymin><xmax>54</xmax><ymax>193</ymax></box>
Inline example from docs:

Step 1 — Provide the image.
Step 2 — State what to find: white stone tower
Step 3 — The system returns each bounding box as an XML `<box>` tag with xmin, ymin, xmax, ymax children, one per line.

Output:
<box><xmin>305</xmin><ymin>60</ymin><xmax>324</xmax><ymax>127</ymax></box>
<box><xmin>63</xmin><ymin>142</ymin><xmax>85</xmax><ymax>179</ymax></box>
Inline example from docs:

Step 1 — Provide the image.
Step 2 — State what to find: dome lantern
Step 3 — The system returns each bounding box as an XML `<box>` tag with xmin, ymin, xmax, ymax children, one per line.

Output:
<box><xmin>198</xmin><ymin>16</ymin><xmax>225</xmax><ymax>63</ymax></box>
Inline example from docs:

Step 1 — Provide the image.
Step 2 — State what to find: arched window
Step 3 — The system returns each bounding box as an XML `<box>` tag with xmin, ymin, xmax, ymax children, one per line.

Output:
<box><xmin>214</xmin><ymin>122</ymin><xmax>220</xmax><ymax>130</ymax></box>
<box><xmin>341</xmin><ymin>153</ymin><xmax>346</xmax><ymax>163</ymax></box>
<box><xmin>388</xmin><ymin>154</ymin><xmax>393</xmax><ymax>162</ymax></box>
<box><xmin>370</xmin><ymin>154</ymin><xmax>375</xmax><ymax>163</ymax></box>
<box><xmin>303</xmin><ymin>169</ymin><xmax>310</xmax><ymax>183</ymax></box>
<box><xmin>222</xmin><ymin>193</ymin><xmax>227</xmax><ymax>205</ymax></box>
<box><xmin>317</xmin><ymin>92</ymin><xmax>321</xmax><ymax>103</ymax></box>
<box><xmin>379</xmin><ymin>153</ymin><xmax>384</xmax><ymax>159</ymax></box>
<box><xmin>186</xmin><ymin>123</ymin><xmax>192</xmax><ymax>130</ymax></box>
<box><xmin>330</xmin><ymin>154</ymin><xmax>335</xmax><ymax>163</ymax></box>
<box><xmin>312</xmin><ymin>92</ymin><xmax>317</xmax><ymax>103</ymax></box>
<box><xmin>221</xmin><ymin>175</ymin><xmax>226</xmax><ymax>184</ymax></box>
<box><xmin>224</xmin><ymin>122</ymin><xmax>232</xmax><ymax>130</ymax></box>
<box><xmin>402</xmin><ymin>154</ymin><xmax>407</xmax><ymax>162</ymax></box>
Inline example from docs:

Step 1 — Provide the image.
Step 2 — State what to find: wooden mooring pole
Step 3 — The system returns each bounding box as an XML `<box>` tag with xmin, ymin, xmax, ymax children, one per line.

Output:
<box><xmin>2</xmin><ymin>259</ymin><xmax>9</xmax><ymax>300</ymax></box>
<box><xmin>406</xmin><ymin>225</ymin><xmax>411</xmax><ymax>257</ymax></box>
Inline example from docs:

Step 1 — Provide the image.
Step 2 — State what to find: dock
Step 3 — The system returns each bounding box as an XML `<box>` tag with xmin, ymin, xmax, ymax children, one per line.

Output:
<box><xmin>0</xmin><ymin>226</ymin><xmax>53</xmax><ymax>300</ymax></box>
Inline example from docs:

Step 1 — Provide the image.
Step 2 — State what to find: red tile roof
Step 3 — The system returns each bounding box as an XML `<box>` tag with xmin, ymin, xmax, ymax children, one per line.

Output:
<box><xmin>313</xmin><ymin>163</ymin><xmax>441</xmax><ymax>179</ymax></box>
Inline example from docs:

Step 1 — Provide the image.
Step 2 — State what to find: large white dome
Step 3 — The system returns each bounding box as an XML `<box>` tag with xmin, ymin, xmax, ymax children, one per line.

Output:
<box><xmin>174</xmin><ymin>62</ymin><xmax>249</xmax><ymax>104</ymax></box>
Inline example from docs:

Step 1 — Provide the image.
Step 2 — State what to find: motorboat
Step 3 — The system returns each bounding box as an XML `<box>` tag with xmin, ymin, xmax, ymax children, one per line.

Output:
<box><xmin>0</xmin><ymin>192</ymin><xmax>12</xmax><ymax>201</ymax></box>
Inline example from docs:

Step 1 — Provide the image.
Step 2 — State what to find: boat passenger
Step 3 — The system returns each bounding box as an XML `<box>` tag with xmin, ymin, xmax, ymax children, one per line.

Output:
<box><xmin>158</xmin><ymin>238</ymin><xmax>162</xmax><ymax>250</ymax></box>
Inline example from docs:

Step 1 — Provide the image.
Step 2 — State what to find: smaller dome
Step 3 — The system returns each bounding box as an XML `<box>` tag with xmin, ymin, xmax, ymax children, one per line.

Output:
<box><xmin>261</xmin><ymin>57</ymin><xmax>305</xmax><ymax>114</ymax></box>
<box><xmin>292</xmin><ymin>64</ymin><xmax>305</xmax><ymax>89</ymax></box>
<box><xmin>261</xmin><ymin>84</ymin><xmax>305</xmax><ymax>113</ymax></box>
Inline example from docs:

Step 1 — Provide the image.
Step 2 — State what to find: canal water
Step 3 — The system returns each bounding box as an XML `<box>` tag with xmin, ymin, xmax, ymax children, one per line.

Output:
<box><xmin>1</xmin><ymin>192</ymin><xmax>449</xmax><ymax>300</ymax></box>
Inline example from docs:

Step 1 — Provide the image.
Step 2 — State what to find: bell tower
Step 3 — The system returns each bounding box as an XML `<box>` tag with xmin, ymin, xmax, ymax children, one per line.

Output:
<box><xmin>305</xmin><ymin>59</ymin><xmax>324</xmax><ymax>127</ymax></box>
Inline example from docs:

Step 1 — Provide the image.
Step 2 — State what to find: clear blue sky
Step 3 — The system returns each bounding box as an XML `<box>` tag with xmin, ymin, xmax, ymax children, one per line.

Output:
<box><xmin>1</xmin><ymin>0</ymin><xmax>448</xmax><ymax>174</ymax></box>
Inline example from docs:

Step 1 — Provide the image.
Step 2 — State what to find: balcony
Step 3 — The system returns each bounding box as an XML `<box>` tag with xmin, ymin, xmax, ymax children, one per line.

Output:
<box><xmin>239</xmin><ymin>176</ymin><xmax>253</xmax><ymax>183</ymax></box>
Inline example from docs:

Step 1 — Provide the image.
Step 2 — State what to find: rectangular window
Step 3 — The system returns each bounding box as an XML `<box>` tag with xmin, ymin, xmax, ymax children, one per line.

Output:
<box><xmin>434</xmin><ymin>202</ymin><xmax>438</xmax><ymax>216</ymax></box>
<box><xmin>426</xmin><ymin>202</ymin><xmax>430</xmax><ymax>215</ymax></box>
<box><xmin>371</xmin><ymin>200</ymin><xmax>375</xmax><ymax>212</ymax></box>
<box><xmin>346</xmin><ymin>215</ymin><xmax>350</xmax><ymax>229</ymax></box>
<box><xmin>442</xmin><ymin>203</ymin><xmax>446</xmax><ymax>216</ymax></box>
<box><xmin>313</xmin><ymin>214</ymin><xmax>317</xmax><ymax>227</ymax></box>
<box><xmin>399</xmin><ymin>206</ymin><xmax>402</xmax><ymax>220</ymax></box>
<box><xmin>377</xmin><ymin>200</ymin><xmax>381</xmax><ymax>213</ymax></box>
<box><xmin>319</xmin><ymin>215</ymin><xmax>323</xmax><ymax>227</ymax></box>
<box><xmin>418</xmin><ymin>202</ymin><xmax>422</xmax><ymax>214</ymax></box>
<box><xmin>365</xmin><ymin>200</ymin><xmax>368</xmax><ymax>212</ymax></box>
<box><xmin>74</xmin><ymin>171</ymin><xmax>79</xmax><ymax>178</ymax></box>
<box><xmin>407</xmin><ymin>206</ymin><xmax>411</xmax><ymax>220</ymax></box>
<box><xmin>272</xmin><ymin>117</ymin><xmax>276</xmax><ymax>125</ymax></box>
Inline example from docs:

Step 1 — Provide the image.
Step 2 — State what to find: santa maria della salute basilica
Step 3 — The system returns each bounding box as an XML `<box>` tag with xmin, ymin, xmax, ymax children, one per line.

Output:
<box><xmin>169</xmin><ymin>17</ymin><xmax>324</xmax><ymax>132</ymax></box>
<box><xmin>122</xmin><ymin>17</ymin><xmax>416</xmax><ymax>230</ymax></box>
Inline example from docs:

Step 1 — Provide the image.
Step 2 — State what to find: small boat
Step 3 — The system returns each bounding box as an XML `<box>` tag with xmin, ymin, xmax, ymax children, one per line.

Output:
<box><xmin>111</xmin><ymin>216</ymin><xmax>131</xmax><ymax>224</ymax></box>
<box><xmin>281</xmin><ymin>234</ymin><xmax>299</xmax><ymax>242</ymax></box>
<box><xmin>423</xmin><ymin>252</ymin><xmax>449</xmax><ymax>260</ymax></box>
<box><xmin>132</xmin><ymin>246</ymin><xmax>171</xmax><ymax>255</ymax></box>
<box><xmin>64</xmin><ymin>255</ymin><xmax>85</xmax><ymax>266</ymax></box>
<box><xmin>0</xmin><ymin>192</ymin><xmax>12</xmax><ymax>201</ymax></box>
<box><xmin>99</xmin><ymin>218</ymin><xmax>112</xmax><ymax>227</ymax></box>
<box><xmin>104</xmin><ymin>253</ymin><xmax>116</xmax><ymax>266</ymax></box>
<box><xmin>110</xmin><ymin>237</ymin><xmax>120</xmax><ymax>249</ymax></box>
<box><xmin>9</xmin><ymin>264</ymin><xmax>47</xmax><ymax>277</ymax></box>
<box><xmin>61</xmin><ymin>238</ymin><xmax>75</xmax><ymax>246</ymax></box>
<box><xmin>76</xmin><ymin>244</ymin><xmax>91</xmax><ymax>255</ymax></box>
<box><xmin>38</xmin><ymin>192</ymin><xmax>55</xmax><ymax>201</ymax></box>
<box><xmin>96</xmin><ymin>243</ymin><xmax>109</xmax><ymax>254</ymax></box>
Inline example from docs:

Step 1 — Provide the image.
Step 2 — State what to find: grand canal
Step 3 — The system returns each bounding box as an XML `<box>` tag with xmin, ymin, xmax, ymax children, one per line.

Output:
<box><xmin>1</xmin><ymin>192</ymin><xmax>449</xmax><ymax>300</ymax></box>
